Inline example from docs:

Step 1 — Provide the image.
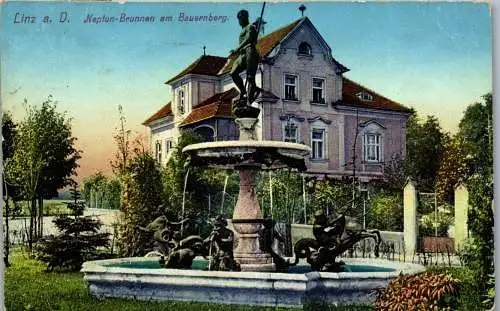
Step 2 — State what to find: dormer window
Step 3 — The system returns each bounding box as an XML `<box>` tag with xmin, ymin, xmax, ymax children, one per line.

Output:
<box><xmin>178</xmin><ymin>89</ymin><xmax>185</xmax><ymax>115</ymax></box>
<box><xmin>298</xmin><ymin>42</ymin><xmax>312</xmax><ymax>56</ymax></box>
<box><xmin>357</xmin><ymin>92</ymin><xmax>373</xmax><ymax>102</ymax></box>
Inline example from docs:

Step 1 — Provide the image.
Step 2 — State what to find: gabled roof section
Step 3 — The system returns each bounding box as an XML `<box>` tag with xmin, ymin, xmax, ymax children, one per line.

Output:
<box><xmin>143</xmin><ymin>102</ymin><xmax>172</xmax><ymax>126</ymax></box>
<box><xmin>179</xmin><ymin>88</ymin><xmax>238</xmax><ymax>127</ymax></box>
<box><xmin>166</xmin><ymin>55</ymin><xmax>228</xmax><ymax>85</ymax></box>
<box><xmin>218</xmin><ymin>18</ymin><xmax>304</xmax><ymax>75</ymax></box>
<box><xmin>339</xmin><ymin>78</ymin><xmax>412</xmax><ymax>113</ymax></box>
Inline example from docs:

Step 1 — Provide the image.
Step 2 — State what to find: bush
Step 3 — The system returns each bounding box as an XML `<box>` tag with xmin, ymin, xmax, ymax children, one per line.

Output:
<box><xmin>35</xmin><ymin>216</ymin><xmax>110</xmax><ymax>271</ymax></box>
<box><xmin>367</xmin><ymin>194</ymin><xmax>403</xmax><ymax>231</ymax></box>
<box><xmin>374</xmin><ymin>272</ymin><xmax>459</xmax><ymax>311</ymax></box>
<box><xmin>117</xmin><ymin>152</ymin><xmax>165</xmax><ymax>257</ymax></box>
<box><xmin>419</xmin><ymin>204</ymin><xmax>454</xmax><ymax>237</ymax></box>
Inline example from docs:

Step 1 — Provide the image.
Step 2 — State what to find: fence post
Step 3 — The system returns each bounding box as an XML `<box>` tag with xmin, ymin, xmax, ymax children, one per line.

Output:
<box><xmin>404</xmin><ymin>179</ymin><xmax>418</xmax><ymax>257</ymax></box>
<box><xmin>454</xmin><ymin>183</ymin><xmax>469</xmax><ymax>251</ymax></box>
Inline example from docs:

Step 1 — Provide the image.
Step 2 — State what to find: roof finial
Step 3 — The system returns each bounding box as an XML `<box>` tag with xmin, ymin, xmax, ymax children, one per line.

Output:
<box><xmin>203</xmin><ymin>45</ymin><xmax>206</xmax><ymax>56</ymax></box>
<box><xmin>299</xmin><ymin>4</ymin><xmax>306</xmax><ymax>17</ymax></box>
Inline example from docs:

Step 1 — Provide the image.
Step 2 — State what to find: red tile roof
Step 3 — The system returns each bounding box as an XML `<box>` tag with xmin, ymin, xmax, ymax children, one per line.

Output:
<box><xmin>165</xmin><ymin>55</ymin><xmax>228</xmax><ymax>84</ymax></box>
<box><xmin>179</xmin><ymin>88</ymin><xmax>238</xmax><ymax>127</ymax></box>
<box><xmin>218</xmin><ymin>18</ymin><xmax>304</xmax><ymax>75</ymax></box>
<box><xmin>142</xmin><ymin>102</ymin><xmax>172</xmax><ymax>125</ymax></box>
<box><xmin>341</xmin><ymin>78</ymin><xmax>412</xmax><ymax>113</ymax></box>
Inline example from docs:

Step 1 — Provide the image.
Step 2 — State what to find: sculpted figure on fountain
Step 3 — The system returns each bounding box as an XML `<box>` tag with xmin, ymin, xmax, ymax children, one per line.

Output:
<box><xmin>292</xmin><ymin>209</ymin><xmax>383</xmax><ymax>272</ymax></box>
<box><xmin>206</xmin><ymin>215</ymin><xmax>241</xmax><ymax>271</ymax></box>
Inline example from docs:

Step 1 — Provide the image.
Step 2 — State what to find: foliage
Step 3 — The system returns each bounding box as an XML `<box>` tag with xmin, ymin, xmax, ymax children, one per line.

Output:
<box><xmin>405</xmin><ymin>113</ymin><xmax>446</xmax><ymax>192</ymax></box>
<box><xmin>117</xmin><ymin>152</ymin><xmax>164</xmax><ymax>257</ymax></box>
<box><xmin>83</xmin><ymin>173</ymin><xmax>122</xmax><ymax>210</ymax></box>
<box><xmin>425</xmin><ymin>266</ymin><xmax>484</xmax><ymax>311</ymax></box>
<box><xmin>309</xmin><ymin>177</ymin><xmax>354</xmax><ymax>218</ymax></box>
<box><xmin>255</xmin><ymin>170</ymin><xmax>307</xmax><ymax>223</ymax></box>
<box><xmin>419</xmin><ymin>205</ymin><xmax>454</xmax><ymax>237</ymax></box>
<box><xmin>382</xmin><ymin>153</ymin><xmax>407</xmax><ymax>191</ymax></box>
<box><xmin>66</xmin><ymin>182</ymin><xmax>85</xmax><ymax>216</ymax></box>
<box><xmin>482</xmin><ymin>273</ymin><xmax>495</xmax><ymax>310</ymax></box>
<box><xmin>111</xmin><ymin>105</ymin><xmax>132</xmax><ymax>175</ymax></box>
<box><xmin>435</xmin><ymin>135</ymin><xmax>467</xmax><ymax>204</ymax></box>
<box><xmin>458</xmin><ymin>93</ymin><xmax>492</xmax><ymax>176</ymax></box>
<box><xmin>162</xmin><ymin>130</ymin><xmax>203</xmax><ymax>219</ymax></box>
<box><xmin>374</xmin><ymin>272</ymin><xmax>459</xmax><ymax>311</ymax></box>
<box><xmin>463</xmin><ymin>172</ymin><xmax>493</xmax><ymax>285</ymax></box>
<box><xmin>35</xmin><ymin>216</ymin><xmax>110</xmax><ymax>271</ymax></box>
<box><xmin>162</xmin><ymin>129</ymin><xmax>238</xmax><ymax>227</ymax></box>
<box><xmin>25</xmin><ymin>96</ymin><xmax>81</xmax><ymax>199</ymax></box>
<box><xmin>456</xmin><ymin>93</ymin><xmax>494</xmax><ymax>296</ymax></box>
<box><xmin>367</xmin><ymin>194</ymin><xmax>403</xmax><ymax>231</ymax></box>
<box><xmin>34</xmin><ymin>193</ymin><xmax>110</xmax><ymax>272</ymax></box>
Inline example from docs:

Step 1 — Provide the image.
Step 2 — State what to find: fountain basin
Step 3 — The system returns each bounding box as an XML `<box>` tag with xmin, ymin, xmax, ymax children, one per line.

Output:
<box><xmin>81</xmin><ymin>257</ymin><xmax>425</xmax><ymax>308</ymax></box>
<box><xmin>183</xmin><ymin>140</ymin><xmax>311</xmax><ymax>170</ymax></box>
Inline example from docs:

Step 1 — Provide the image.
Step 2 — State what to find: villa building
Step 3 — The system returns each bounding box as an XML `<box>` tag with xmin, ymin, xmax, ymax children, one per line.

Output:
<box><xmin>143</xmin><ymin>17</ymin><xmax>412</xmax><ymax>181</ymax></box>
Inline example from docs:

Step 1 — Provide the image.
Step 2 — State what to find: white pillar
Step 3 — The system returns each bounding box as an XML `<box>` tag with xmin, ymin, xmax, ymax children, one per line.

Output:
<box><xmin>454</xmin><ymin>183</ymin><xmax>469</xmax><ymax>251</ymax></box>
<box><xmin>404</xmin><ymin>179</ymin><xmax>418</xmax><ymax>256</ymax></box>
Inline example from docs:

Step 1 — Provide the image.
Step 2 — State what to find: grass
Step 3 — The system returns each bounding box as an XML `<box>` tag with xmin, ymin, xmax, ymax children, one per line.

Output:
<box><xmin>3</xmin><ymin>199</ymin><xmax>73</xmax><ymax>217</ymax></box>
<box><xmin>5</xmin><ymin>249</ymin><xmax>373</xmax><ymax>311</ymax></box>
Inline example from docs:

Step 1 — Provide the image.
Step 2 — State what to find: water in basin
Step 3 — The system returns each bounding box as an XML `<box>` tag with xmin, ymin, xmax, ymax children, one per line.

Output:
<box><xmin>105</xmin><ymin>259</ymin><xmax>396</xmax><ymax>273</ymax></box>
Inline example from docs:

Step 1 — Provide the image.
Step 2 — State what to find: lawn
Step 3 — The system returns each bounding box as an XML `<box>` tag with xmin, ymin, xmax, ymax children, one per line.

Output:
<box><xmin>3</xmin><ymin>199</ymin><xmax>73</xmax><ymax>217</ymax></box>
<box><xmin>5</xmin><ymin>250</ymin><xmax>373</xmax><ymax>311</ymax></box>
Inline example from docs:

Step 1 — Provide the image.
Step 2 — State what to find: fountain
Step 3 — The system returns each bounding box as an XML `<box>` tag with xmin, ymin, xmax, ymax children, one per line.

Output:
<box><xmin>81</xmin><ymin>87</ymin><xmax>425</xmax><ymax>307</ymax></box>
<box><xmin>80</xmin><ymin>7</ymin><xmax>425</xmax><ymax>307</ymax></box>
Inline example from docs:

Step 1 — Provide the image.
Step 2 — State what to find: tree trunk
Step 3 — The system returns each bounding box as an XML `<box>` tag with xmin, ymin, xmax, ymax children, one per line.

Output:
<box><xmin>4</xmin><ymin>198</ymin><xmax>10</xmax><ymax>267</ymax></box>
<box><xmin>38</xmin><ymin>196</ymin><xmax>43</xmax><ymax>238</ymax></box>
<box><xmin>28</xmin><ymin>199</ymin><xmax>35</xmax><ymax>250</ymax></box>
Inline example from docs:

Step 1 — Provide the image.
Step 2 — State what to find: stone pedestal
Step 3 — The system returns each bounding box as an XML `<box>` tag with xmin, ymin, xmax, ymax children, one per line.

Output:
<box><xmin>232</xmin><ymin>117</ymin><xmax>275</xmax><ymax>271</ymax></box>
<box><xmin>232</xmin><ymin>169</ymin><xmax>274</xmax><ymax>271</ymax></box>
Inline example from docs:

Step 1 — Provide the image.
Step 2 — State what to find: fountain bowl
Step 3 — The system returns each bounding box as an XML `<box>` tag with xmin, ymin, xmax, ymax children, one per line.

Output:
<box><xmin>81</xmin><ymin>257</ymin><xmax>425</xmax><ymax>308</ymax></box>
<box><xmin>183</xmin><ymin>140</ymin><xmax>311</xmax><ymax>171</ymax></box>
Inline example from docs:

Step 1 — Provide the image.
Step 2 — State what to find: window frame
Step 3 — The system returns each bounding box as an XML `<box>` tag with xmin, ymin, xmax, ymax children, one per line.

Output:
<box><xmin>363</xmin><ymin>132</ymin><xmax>382</xmax><ymax>163</ymax></box>
<box><xmin>311</xmin><ymin>128</ymin><xmax>325</xmax><ymax>160</ymax></box>
<box><xmin>155</xmin><ymin>140</ymin><xmax>162</xmax><ymax>164</ymax></box>
<box><xmin>357</xmin><ymin>91</ymin><xmax>373</xmax><ymax>102</ymax></box>
<box><xmin>298</xmin><ymin>42</ymin><xmax>312</xmax><ymax>56</ymax></box>
<box><xmin>178</xmin><ymin>89</ymin><xmax>185</xmax><ymax>115</ymax></box>
<box><xmin>283</xmin><ymin>73</ymin><xmax>299</xmax><ymax>101</ymax></box>
<box><xmin>282</xmin><ymin>120</ymin><xmax>300</xmax><ymax>143</ymax></box>
<box><xmin>312</xmin><ymin>77</ymin><xmax>326</xmax><ymax>104</ymax></box>
<box><xmin>165</xmin><ymin>139</ymin><xmax>173</xmax><ymax>154</ymax></box>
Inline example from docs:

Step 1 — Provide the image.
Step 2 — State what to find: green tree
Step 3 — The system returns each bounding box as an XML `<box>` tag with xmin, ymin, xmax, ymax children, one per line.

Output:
<box><xmin>117</xmin><ymin>152</ymin><xmax>164</xmax><ymax>256</ymax></box>
<box><xmin>367</xmin><ymin>194</ymin><xmax>403</xmax><ymax>231</ymax></box>
<box><xmin>382</xmin><ymin>153</ymin><xmax>407</xmax><ymax>191</ymax></box>
<box><xmin>405</xmin><ymin>113</ymin><xmax>446</xmax><ymax>192</ymax></box>
<box><xmin>35</xmin><ymin>186</ymin><xmax>110</xmax><ymax>272</ymax></box>
<box><xmin>5</xmin><ymin>106</ymin><xmax>46</xmax><ymax>250</ymax></box>
<box><xmin>2</xmin><ymin>111</ymin><xmax>21</xmax><ymax>266</ymax></box>
<box><xmin>458</xmin><ymin>92</ymin><xmax>493</xmax><ymax>176</ymax></box>
<box><xmin>457</xmin><ymin>93</ymin><xmax>494</xmax><ymax>293</ymax></box>
<box><xmin>435</xmin><ymin>135</ymin><xmax>467</xmax><ymax>203</ymax></box>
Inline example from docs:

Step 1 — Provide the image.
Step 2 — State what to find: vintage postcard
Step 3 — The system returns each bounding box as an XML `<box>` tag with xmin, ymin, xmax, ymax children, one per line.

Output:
<box><xmin>1</xmin><ymin>1</ymin><xmax>494</xmax><ymax>310</ymax></box>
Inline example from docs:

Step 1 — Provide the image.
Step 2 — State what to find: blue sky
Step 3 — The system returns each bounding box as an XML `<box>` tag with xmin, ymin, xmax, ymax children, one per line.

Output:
<box><xmin>1</xmin><ymin>1</ymin><xmax>491</xmax><ymax>180</ymax></box>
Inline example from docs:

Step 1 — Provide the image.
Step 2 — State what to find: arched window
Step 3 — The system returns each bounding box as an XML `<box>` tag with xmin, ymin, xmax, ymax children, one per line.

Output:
<box><xmin>178</xmin><ymin>89</ymin><xmax>185</xmax><ymax>115</ymax></box>
<box><xmin>298</xmin><ymin>42</ymin><xmax>312</xmax><ymax>56</ymax></box>
<box><xmin>194</xmin><ymin>126</ymin><xmax>215</xmax><ymax>142</ymax></box>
